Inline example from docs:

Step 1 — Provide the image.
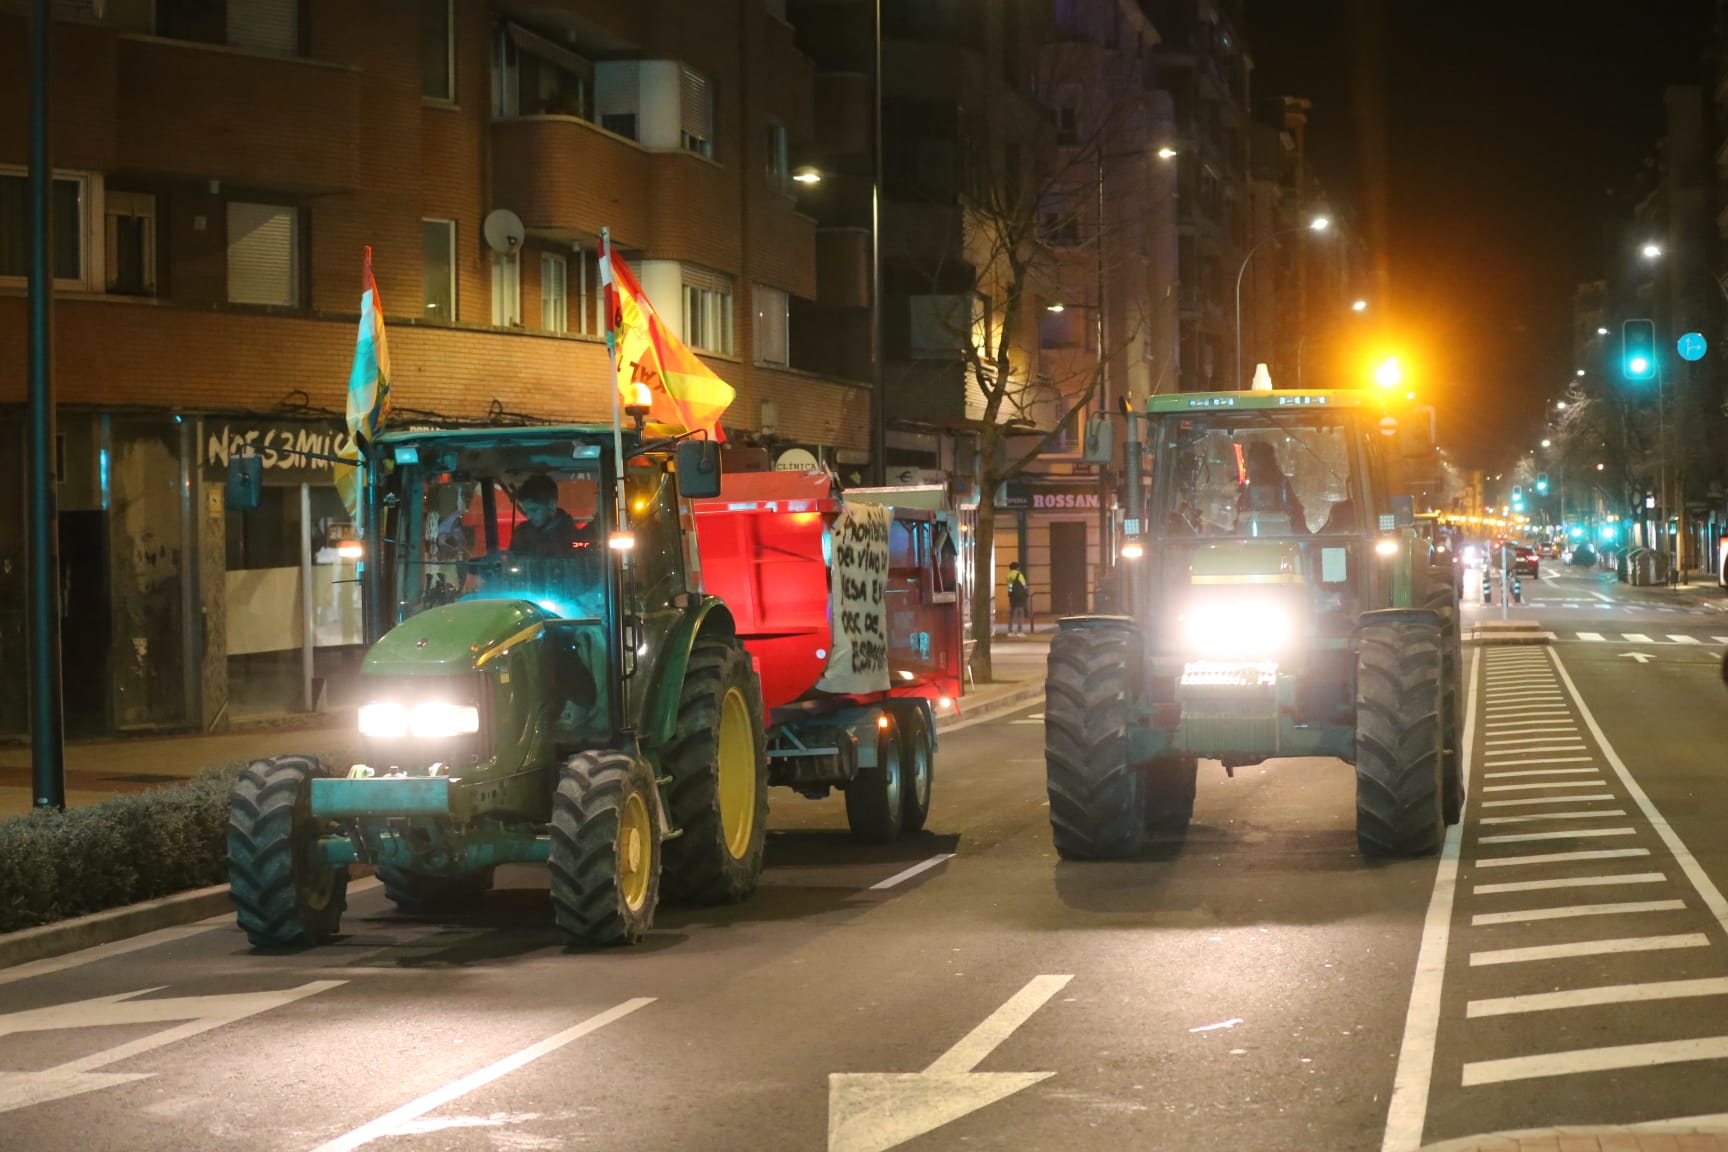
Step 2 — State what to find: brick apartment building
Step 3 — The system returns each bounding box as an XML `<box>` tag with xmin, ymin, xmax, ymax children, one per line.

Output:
<box><xmin>0</xmin><ymin>0</ymin><xmax>870</xmax><ymax>734</ymax></box>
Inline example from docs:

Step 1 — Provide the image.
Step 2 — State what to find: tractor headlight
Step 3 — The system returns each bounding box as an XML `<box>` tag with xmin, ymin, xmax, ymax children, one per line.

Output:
<box><xmin>358</xmin><ymin>701</ymin><xmax>480</xmax><ymax>739</ymax></box>
<box><xmin>1181</xmin><ymin>600</ymin><xmax>1294</xmax><ymax>659</ymax></box>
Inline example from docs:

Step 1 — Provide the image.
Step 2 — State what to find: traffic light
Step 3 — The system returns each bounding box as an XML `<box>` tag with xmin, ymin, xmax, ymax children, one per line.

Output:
<box><xmin>1511</xmin><ymin>485</ymin><xmax>1525</xmax><ymax>512</ymax></box>
<box><xmin>1535</xmin><ymin>472</ymin><xmax>1550</xmax><ymax>495</ymax></box>
<box><xmin>1623</xmin><ymin>319</ymin><xmax>1657</xmax><ymax>381</ymax></box>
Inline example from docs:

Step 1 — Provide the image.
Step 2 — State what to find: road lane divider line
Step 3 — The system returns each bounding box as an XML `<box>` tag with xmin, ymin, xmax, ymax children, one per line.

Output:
<box><xmin>1475</xmin><ymin>848</ymin><xmax>1651</xmax><ymax>868</ymax></box>
<box><xmin>1622</xmin><ymin>633</ymin><xmax>1654</xmax><ymax>643</ymax></box>
<box><xmin>1461</xmin><ymin>1034</ymin><xmax>1728</xmax><ymax>1087</ymax></box>
<box><xmin>1379</xmin><ymin>649</ymin><xmax>1475</xmax><ymax>1152</ymax></box>
<box><xmin>1480</xmin><ymin>810</ymin><xmax>1628</xmax><ymax>826</ymax></box>
<box><xmin>1713</xmin><ymin>636</ymin><xmax>1728</xmax><ymax>644</ymax></box>
<box><xmin>1474</xmin><ymin>873</ymin><xmax>1668</xmax><ymax>895</ymax></box>
<box><xmin>1469</xmin><ymin>899</ymin><xmax>1685</xmax><ymax>926</ymax></box>
<box><xmin>1484</xmin><ymin>768</ymin><xmax>1599</xmax><ymax>779</ymax></box>
<box><xmin>1466</xmin><ymin>977</ymin><xmax>1728</xmax><ymax>1018</ymax></box>
<box><xmin>312</xmin><ymin>997</ymin><xmax>655</xmax><ymax>1152</ymax></box>
<box><xmin>1468</xmin><ymin>933</ymin><xmax>1709</xmax><ymax>967</ymax></box>
<box><xmin>870</xmin><ymin>854</ymin><xmax>956</xmax><ymax>890</ymax></box>
<box><xmin>1548</xmin><ymin>648</ymin><xmax>1728</xmax><ymax>937</ymax></box>
<box><xmin>1668</xmin><ymin>635</ymin><xmax>1702</xmax><ymax>644</ymax></box>
<box><xmin>1578</xmin><ymin>632</ymin><xmax>1606</xmax><ymax>642</ymax></box>
<box><xmin>1483</xmin><ymin>781</ymin><xmax>1604</xmax><ymax>792</ymax></box>
<box><xmin>1477</xmin><ymin>827</ymin><xmax>1636</xmax><ymax>844</ymax></box>
<box><xmin>1483</xmin><ymin>794</ymin><xmax>1617</xmax><ymax>808</ymax></box>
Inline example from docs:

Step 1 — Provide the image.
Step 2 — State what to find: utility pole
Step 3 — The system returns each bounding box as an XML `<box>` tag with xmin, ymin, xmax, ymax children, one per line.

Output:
<box><xmin>27</xmin><ymin>0</ymin><xmax>66</xmax><ymax>809</ymax></box>
<box><xmin>1094</xmin><ymin>148</ymin><xmax>1111</xmax><ymax>611</ymax></box>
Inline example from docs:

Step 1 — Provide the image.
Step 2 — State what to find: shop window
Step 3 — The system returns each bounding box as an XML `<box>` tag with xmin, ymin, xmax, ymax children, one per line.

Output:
<box><xmin>422</xmin><ymin>218</ymin><xmax>455</xmax><ymax>323</ymax></box>
<box><xmin>753</xmin><ymin>284</ymin><xmax>788</xmax><ymax>366</ymax></box>
<box><xmin>226</xmin><ymin>202</ymin><xmax>299</xmax><ymax>307</ymax></box>
<box><xmin>0</xmin><ymin>167</ymin><xmax>93</xmax><ymax>289</ymax></box>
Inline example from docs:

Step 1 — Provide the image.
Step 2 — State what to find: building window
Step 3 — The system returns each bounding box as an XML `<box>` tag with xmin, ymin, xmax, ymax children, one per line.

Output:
<box><xmin>226</xmin><ymin>202</ymin><xmax>299</xmax><ymax>307</ymax></box>
<box><xmin>908</xmin><ymin>294</ymin><xmax>970</xmax><ymax>360</ymax></box>
<box><xmin>1039</xmin><ymin>194</ymin><xmax>1080</xmax><ymax>247</ymax></box>
<box><xmin>0</xmin><ymin>168</ymin><xmax>91</xmax><ymax>288</ymax></box>
<box><xmin>422</xmin><ymin>0</ymin><xmax>454</xmax><ymax>102</ymax></box>
<box><xmin>492</xmin><ymin>254</ymin><xmax>522</xmax><ymax>327</ymax></box>
<box><xmin>494</xmin><ymin>22</ymin><xmax>594</xmax><ymax>119</ymax></box>
<box><xmin>681</xmin><ymin>66</ymin><xmax>715</xmax><ymax>159</ymax></box>
<box><xmin>765</xmin><ymin>120</ymin><xmax>790</xmax><ymax>193</ymax></box>
<box><xmin>542</xmin><ymin>252</ymin><xmax>568</xmax><ymax>334</ymax></box>
<box><xmin>753</xmin><ymin>284</ymin><xmax>788</xmax><ymax>366</ymax></box>
<box><xmin>422</xmin><ymin>218</ymin><xmax>455</xmax><ymax>323</ymax></box>
<box><xmin>225</xmin><ymin>0</ymin><xmax>298</xmax><ymax>54</ymax></box>
<box><xmin>105</xmin><ymin>190</ymin><xmax>156</xmax><ymax>296</ymax></box>
<box><xmin>682</xmin><ymin>267</ymin><xmax>734</xmax><ymax>355</ymax></box>
<box><xmin>1053</xmin><ymin>102</ymin><xmax>1078</xmax><ymax>147</ymax></box>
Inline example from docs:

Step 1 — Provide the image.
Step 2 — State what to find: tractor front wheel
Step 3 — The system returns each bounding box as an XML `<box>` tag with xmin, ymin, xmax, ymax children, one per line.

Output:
<box><xmin>1045</xmin><ymin>626</ymin><xmax>1145</xmax><ymax>860</ymax></box>
<box><xmin>228</xmin><ymin>755</ymin><xmax>349</xmax><ymax>949</ymax></box>
<box><xmin>1354</xmin><ymin>620</ymin><xmax>1447</xmax><ymax>857</ymax></box>
<box><xmin>548</xmin><ymin>751</ymin><xmax>661</xmax><ymax>946</ymax></box>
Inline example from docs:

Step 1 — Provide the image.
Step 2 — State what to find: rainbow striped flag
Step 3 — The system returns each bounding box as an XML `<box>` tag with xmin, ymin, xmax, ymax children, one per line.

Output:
<box><xmin>336</xmin><ymin>246</ymin><xmax>391</xmax><ymax>520</ymax></box>
<box><xmin>600</xmin><ymin>237</ymin><xmax>734</xmax><ymax>441</ymax></box>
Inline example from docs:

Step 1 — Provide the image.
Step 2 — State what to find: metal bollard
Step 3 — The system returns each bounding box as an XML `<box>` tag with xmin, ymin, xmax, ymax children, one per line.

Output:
<box><xmin>1512</xmin><ymin>575</ymin><xmax>1522</xmax><ymax>605</ymax></box>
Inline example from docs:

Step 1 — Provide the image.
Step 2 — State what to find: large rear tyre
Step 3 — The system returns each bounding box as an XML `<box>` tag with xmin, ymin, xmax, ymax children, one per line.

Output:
<box><xmin>846</xmin><ymin>717</ymin><xmax>905</xmax><ymax>842</ymax></box>
<box><xmin>1425</xmin><ymin>570</ymin><xmax>1464</xmax><ymax>826</ymax></box>
<box><xmin>1045</xmin><ymin>627</ymin><xmax>1144</xmax><ymax>860</ymax></box>
<box><xmin>1142</xmin><ymin>755</ymin><xmax>1199</xmax><ymax>830</ymax></box>
<box><xmin>1354</xmin><ymin>620</ymin><xmax>1447</xmax><ymax>857</ymax></box>
<box><xmin>548</xmin><ymin>751</ymin><xmax>661</xmax><ymax>946</ymax></box>
<box><xmin>228</xmin><ymin>755</ymin><xmax>349</xmax><ymax>949</ymax></box>
<box><xmin>660</xmin><ymin>636</ymin><xmax>769</xmax><ymax>905</ymax></box>
<box><xmin>377</xmin><ymin>866</ymin><xmax>495</xmax><ymax>913</ymax></box>
<box><xmin>889</xmin><ymin>702</ymin><xmax>935</xmax><ymax>836</ymax></box>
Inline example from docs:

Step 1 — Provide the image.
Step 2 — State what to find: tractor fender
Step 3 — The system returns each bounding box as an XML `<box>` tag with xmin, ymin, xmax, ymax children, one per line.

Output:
<box><xmin>1057</xmin><ymin>614</ymin><xmax>1138</xmax><ymax>633</ymax></box>
<box><xmin>641</xmin><ymin>596</ymin><xmax>741</xmax><ymax>750</ymax></box>
<box><xmin>1355</xmin><ymin>608</ymin><xmax>1444</xmax><ymax>634</ymax></box>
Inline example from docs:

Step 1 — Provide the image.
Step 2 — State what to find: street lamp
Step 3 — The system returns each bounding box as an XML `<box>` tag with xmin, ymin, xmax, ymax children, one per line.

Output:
<box><xmin>1352</xmin><ymin>299</ymin><xmax>1369</xmax><ymax>312</ymax></box>
<box><xmin>1556</xmin><ymin>401</ymin><xmax>1568</xmax><ymax>409</ymax></box>
<box><xmin>1156</xmin><ymin>146</ymin><xmax>1178</xmax><ymax>160</ymax></box>
<box><xmin>1541</xmin><ymin>438</ymin><xmax>1552</xmax><ymax>448</ymax></box>
<box><xmin>1642</xmin><ymin>242</ymin><xmax>1664</xmax><ymax>259</ymax></box>
<box><xmin>1576</xmin><ymin>369</ymin><xmax>1586</xmax><ymax>377</ymax></box>
<box><xmin>1235</xmin><ymin>215</ymin><xmax>1332</xmax><ymax>389</ymax></box>
<box><xmin>1596</xmin><ymin>326</ymin><xmax>1609</xmax><ymax>336</ymax></box>
<box><xmin>1374</xmin><ymin>356</ymin><xmax>1403</xmax><ymax>390</ymax></box>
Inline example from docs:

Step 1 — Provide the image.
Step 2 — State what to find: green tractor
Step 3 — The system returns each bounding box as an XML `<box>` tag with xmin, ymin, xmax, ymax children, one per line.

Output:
<box><xmin>224</xmin><ymin>425</ymin><xmax>766</xmax><ymax>948</ymax></box>
<box><xmin>1044</xmin><ymin>389</ymin><xmax>1462</xmax><ymax>860</ymax></box>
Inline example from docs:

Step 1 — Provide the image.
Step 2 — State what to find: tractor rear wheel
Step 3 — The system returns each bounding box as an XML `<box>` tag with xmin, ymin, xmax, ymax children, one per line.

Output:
<box><xmin>1354</xmin><ymin>620</ymin><xmax>1447</xmax><ymax>857</ymax></box>
<box><xmin>1142</xmin><ymin>755</ymin><xmax>1199</xmax><ymax>830</ymax></box>
<box><xmin>845</xmin><ymin>716</ymin><xmax>906</xmax><ymax>841</ymax></box>
<box><xmin>548</xmin><ymin>750</ymin><xmax>660</xmax><ymax>946</ymax></box>
<box><xmin>660</xmin><ymin>635</ymin><xmax>769</xmax><ymax>905</ymax></box>
<box><xmin>228</xmin><ymin>755</ymin><xmax>349</xmax><ymax>949</ymax></box>
<box><xmin>1425</xmin><ymin>570</ymin><xmax>1465</xmax><ymax>825</ymax></box>
<box><xmin>377</xmin><ymin>866</ymin><xmax>495</xmax><ymax>913</ymax></box>
<box><xmin>889</xmin><ymin>702</ymin><xmax>935</xmax><ymax>835</ymax></box>
<box><xmin>1045</xmin><ymin>626</ymin><xmax>1144</xmax><ymax>860</ymax></box>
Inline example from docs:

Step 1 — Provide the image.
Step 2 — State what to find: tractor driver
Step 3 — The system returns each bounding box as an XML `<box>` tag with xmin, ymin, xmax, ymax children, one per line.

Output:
<box><xmin>509</xmin><ymin>474</ymin><xmax>599</xmax><ymax>557</ymax></box>
<box><xmin>1237</xmin><ymin>440</ymin><xmax>1309</xmax><ymax>535</ymax></box>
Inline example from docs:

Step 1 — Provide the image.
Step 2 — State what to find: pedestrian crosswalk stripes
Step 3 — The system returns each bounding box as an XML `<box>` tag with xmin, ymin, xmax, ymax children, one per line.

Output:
<box><xmin>1563</xmin><ymin>631</ymin><xmax>1728</xmax><ymax>644</ymax></box>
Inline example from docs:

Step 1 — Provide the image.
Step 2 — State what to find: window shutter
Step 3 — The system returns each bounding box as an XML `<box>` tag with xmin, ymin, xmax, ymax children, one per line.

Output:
<box><xmin>541</xmin><ymin>253</ymin><xmax>567</xmax><ymax>333</ymax></box>
<box><xmin>681</xmin><ymin>66</ymin><xmax>713</xmax><ymax>147</ymax></box>
<box><xmin>226</xmin><ymin>0</ymin><xmax>299</xmax><ymax>54</ymax></box>
<box><xmin>680</xmin><ymin>264</ymin><xmax>733</xmax><ymax>295</ymax></box>
<box><xmin>754</xmin><ymin>285</ymin><xmax>788</xmax><ymax>366</ymax></box>
<box><xmin>227</xmin><ymin>203</ymin><xmax>297</xmax><ymax>306</ymax></box>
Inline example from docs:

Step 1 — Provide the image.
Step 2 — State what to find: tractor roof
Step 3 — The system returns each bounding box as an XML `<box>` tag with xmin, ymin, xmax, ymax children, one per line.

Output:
<box><xmin>1145</xmin><ymin>389</ymin><xmax>1388</xmax><ymax>414</ymax></box>
<box><xmin>376</xmin><ymin>424</ymin><xmax>626</xmax><ymax>446</ymax></box>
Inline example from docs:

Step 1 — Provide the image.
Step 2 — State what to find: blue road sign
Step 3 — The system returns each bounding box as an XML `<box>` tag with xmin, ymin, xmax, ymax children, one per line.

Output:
<box><xmin>1678</xmin><ymin>331</ymin><xmax>1708</xmax><ymax>362</ymax></box>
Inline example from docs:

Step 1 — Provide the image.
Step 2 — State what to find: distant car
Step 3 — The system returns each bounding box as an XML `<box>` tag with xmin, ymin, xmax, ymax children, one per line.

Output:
<box><xmin>1513</xmin><ymin>545</ymin><xmax>1540</xmax><ymax>578</ymax></box>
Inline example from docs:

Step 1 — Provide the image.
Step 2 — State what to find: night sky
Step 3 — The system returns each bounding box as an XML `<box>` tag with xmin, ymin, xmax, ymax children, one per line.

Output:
<box><xmin>1243</xmin><ymin>0</ymin><xmax>1717</xmax><ymax>469</ymax></box>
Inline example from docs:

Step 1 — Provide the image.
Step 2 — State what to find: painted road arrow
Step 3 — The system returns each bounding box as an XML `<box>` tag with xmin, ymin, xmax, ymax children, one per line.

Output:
<box><xmin>828</xmin><ymin>974</ymin><xmax>1071</xmax><ymax>1152</ymax></box>
<box><xmin>1618</xmin><ymin>652</ymin><xmax>1657</xmax><ymax>664</ymax></box>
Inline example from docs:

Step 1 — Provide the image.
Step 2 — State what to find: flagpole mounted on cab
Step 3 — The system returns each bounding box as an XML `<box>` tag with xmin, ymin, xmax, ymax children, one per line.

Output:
<box><xmin>599</xmin><ymin>227</ymin><xmax>634</xmax><ymax>558</ymax></box>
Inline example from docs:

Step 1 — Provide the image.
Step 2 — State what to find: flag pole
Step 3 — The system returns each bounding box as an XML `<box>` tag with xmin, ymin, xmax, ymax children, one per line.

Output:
<box><xmin>600</xmin><ymin>227</ymin><xmax>631</xmax><ymax>549</ymax></box>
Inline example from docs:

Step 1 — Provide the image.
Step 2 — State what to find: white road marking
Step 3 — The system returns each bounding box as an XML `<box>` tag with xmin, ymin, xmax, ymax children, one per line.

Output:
<box><xmin>1462</xmin><ymin>1035</ymin><xmax>1728</xmax><ymax>1087</ymax></box>
<box><xmin>1480</xmin><ymin>745</ymin><xmax>1589</xmax><ymax>757</ymax></box>
<box><xmin>1578</xmin><ymin>632</ymin><xmax>1606</xmax><ymax>642</ymax></box>
<box><xmin>1484</xmin><ymin>768</ymin><xmax>1599</xmax><ymax>778</ymax></box>
<box><xmin>1379</xmin><ymin>649</ymin><xmax>1474</xmax><ymax>1152</ymax></box>
<box><xmin>1470</xmin><ymin>899</ymin><xmax>1685</xmax><ymax>927</ymax></box>
<box><xmin>1474</xmin><ymin>873</ymin><xmax>1668</xmax><ymax>895</ymax></box>
<box><xmin>827</xmin><ymin>974</ymin><xmax>1071</xmax><ymax>1152</ymax></box>
<box><xmin>0</xmin><ymin>920</ymin><xmax>223</xmax><ymax>989</ymax></box>
<box><xmin>1484</xmin><ymin>722</ymin><xmax>1576</xmax><ymax>731</ymax></box>
<box><xmin>871</xmin><ymin>854</ymin><xmax>956</xmax><ymax>890</ymax></box>
<box><xmin>1484</xmin><ymin>707</ymin><xmax>1571</xmax><ymax>716</ymax></box>
<box><xmin>1482</xmin><ymin>793</ymin><xmax>1617</xmax><ymax>808</ymax></box>
<box><xmin>1592</xmin><ymin>591</ymin><xmax>1614</xmax><ymax>603</ymax></box>
<box><xmin>1480</xmin><ymin>756</ymin><xmax>1594</xmax><ymax>768</ymax></box>
<box><xmin>1622</xmin><ymin>633</ymin><xmax>1653</xmax><ymax>643</ymax></box>
<box><xmin>1477</xmin><ymin>827</ymin><xmax>1636</xmax><ymax>845</ymax></box>
<box><xmin>1485</xmin><ymin>737</ymin><xmax>1584</xmax><ymax>747</ymax></box>
<box><xmin>1467</xmin><ymin>977</ymin><xmax>1728</xmax><ymax>1018</ymax></box>
<box><xmin>1475</xmin><ymin>848</ymin><xmax>1651</xmax><ymax>868</ymax></box>
<box><xmin>1469</xmin><ymin>933</ymin><xmax>1708</xmax><ymax>967</ymax></box>
<box><xmin>1669</xmin><ymin>635</ymin><xmax>1702</xmax><ymax>644</ymax></box>
<box><xmin>1714</xmin><ymin>636</ymin><xmax>1728</xmax><ymax>645</ymax></box>
<box><xmin>1483</xmin><ymin>781</ymin><xmax>1604</xmax><ymax>792</ymax></box>
<box><xmin>1485</xmin><ymin>675</ymin><xmax>1554</xmax><ymax>685</ymax></box>
<box><xmin>313</xmin><ymin>998</ymin><xmax>655</xmax><ymax>1152</ymax></box>
<box><xmin>1479</xmin><ymin>809</ymin><xmax>1628</xmax><ymax>825</ymax></box>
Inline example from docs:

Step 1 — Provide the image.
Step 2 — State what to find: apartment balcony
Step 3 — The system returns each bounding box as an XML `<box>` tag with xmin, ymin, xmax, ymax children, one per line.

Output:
<box><xmin>492</xmin><ymin>116</ymin><xmax>651</xmax><ymax>247</ymax></box>
<box><xmin>115</xmin><ymin>35</ymin><xmax>361</xmax><ymax>193</ymax></box>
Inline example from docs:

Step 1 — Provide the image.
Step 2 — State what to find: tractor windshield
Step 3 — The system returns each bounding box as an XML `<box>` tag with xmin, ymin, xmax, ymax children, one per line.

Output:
<box><xmin>1152</xmin><ymin>410</ymin><xmax>1360</xmax><ymax>539</ymax></box>
<box><xmin>393</xmin><ymin>451</ymin><xmax>608</xmax><ymax>624</ymax></box>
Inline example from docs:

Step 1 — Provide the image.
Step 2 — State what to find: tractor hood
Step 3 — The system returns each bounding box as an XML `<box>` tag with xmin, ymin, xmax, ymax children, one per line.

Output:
<box><xmin>365</xmin><ymin>599</ymin><xmax>553</xmax><ymax>677</ymax></box>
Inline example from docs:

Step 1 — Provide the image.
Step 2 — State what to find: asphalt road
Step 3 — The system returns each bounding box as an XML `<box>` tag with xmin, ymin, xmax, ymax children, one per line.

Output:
<box><xmin>3</xmin><ymin>569</ymin><xmax>1728</xmax><ymax>1152</ymax></box>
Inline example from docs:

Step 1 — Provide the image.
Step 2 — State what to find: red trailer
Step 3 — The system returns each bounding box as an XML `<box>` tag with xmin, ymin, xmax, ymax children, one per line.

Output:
<box><xmin>689</xmin><ymin>471</ymin><xmax>963</xmax><ymax>840</ymax></box>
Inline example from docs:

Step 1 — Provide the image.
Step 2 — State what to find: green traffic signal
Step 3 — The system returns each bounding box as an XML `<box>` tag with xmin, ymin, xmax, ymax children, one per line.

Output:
<box><xmin>1624</xmin><ymin>319</ymin><xmax>1657</xmax><ymax>381</ymax></box>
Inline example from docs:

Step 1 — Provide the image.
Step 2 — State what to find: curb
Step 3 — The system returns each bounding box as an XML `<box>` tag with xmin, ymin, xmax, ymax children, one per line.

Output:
<box><xmin>1421</xmin><ymin>1118</ymin><xmax>1728</xmax><ymax>1152</ymax></box>
<box><xmin>0</xmin><ymin>884</ymin><xmax>234</xmax><ymax>971</ymax></box>
<box><xmin>943</xmin><ymin>681</ymin><xmax>1044</xmax><ymax>729</ymax></box>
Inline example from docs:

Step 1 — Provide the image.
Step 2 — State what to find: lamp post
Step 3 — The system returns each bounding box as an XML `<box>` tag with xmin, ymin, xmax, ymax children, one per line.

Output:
<box><xmin>1235</xmin><ymin>215</ymin><xmax>1330</xmax><ymax>390</ymax></box>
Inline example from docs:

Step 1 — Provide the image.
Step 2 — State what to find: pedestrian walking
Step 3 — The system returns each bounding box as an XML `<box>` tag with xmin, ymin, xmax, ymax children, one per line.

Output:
<box><xmin>1006</xmin><ymin>561</ymin><xmax>1032</xmax><ymax>635</ymax></box>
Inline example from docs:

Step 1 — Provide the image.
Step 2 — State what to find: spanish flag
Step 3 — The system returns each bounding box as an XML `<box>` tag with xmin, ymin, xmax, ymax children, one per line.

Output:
<box><xmin>600</xmin><ymin>236</ymin><xmax>734</xmax><ymax>441</ymax></box>
<box><xmin>336</xmin><ymin>246</ymin><xmax>392</xmax><ymax>520</ymax></box>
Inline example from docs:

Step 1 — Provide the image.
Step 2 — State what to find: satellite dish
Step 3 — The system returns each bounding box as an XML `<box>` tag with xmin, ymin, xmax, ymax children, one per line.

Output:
<box><xmin>482</xmin><ymin>209</ymin><xmax>525</xmax><ymax>255</ymax></box>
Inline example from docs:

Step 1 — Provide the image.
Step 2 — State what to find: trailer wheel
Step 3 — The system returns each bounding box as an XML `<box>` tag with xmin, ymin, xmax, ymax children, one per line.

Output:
<box><xmin>1142</xmin><ymin>755</ymin><xmax>1198</xmax><ymax>830</ymax></box>
<box><xmin>1354</xmin><ymin>620</ymin><xmax>1446</xmax><ymax>857</ymax></box>
<box><xmin>1045</xmin><ymin>626</ymin><xmax>1145</xmax><ymax>860</ymax></box>
<box><xmin>548</xmin><ymin>750</ymin><xmax>660</xmax><ymax>946</ymax></box>
<box><xmin>228</xmin><ymin>755</ymin><xmax>349</xmax><ymax>949</ymax></box>
<box><xmin>1425</xmin><ymin>570</ymin><xmax>1464</xmax><ymax>825</ymax></box>
<box><xmin>660</xmin><ymin>635</ymin><xmax>769</xmax><ymax>905</ymax></box>
<box><xmin>890</xmin><ymin>703</ymin><xmax>935</xmax><ymax>836</ymax></box>
<box><xmin>845</xmin><ymin>716</ymin><xmax>905</xmax><ymax>842</ymax></box>
<box><xmin>377</xmin><ymin>866</ymin><xmax>495</xmax><ymax>913</ymax></box>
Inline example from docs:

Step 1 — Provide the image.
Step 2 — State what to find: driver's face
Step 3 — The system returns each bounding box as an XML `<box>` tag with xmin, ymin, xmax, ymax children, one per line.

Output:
<box><xmin>519</xmin><ymin>498</ymin><xmax>556</xmax><ymax>529</ymax></box>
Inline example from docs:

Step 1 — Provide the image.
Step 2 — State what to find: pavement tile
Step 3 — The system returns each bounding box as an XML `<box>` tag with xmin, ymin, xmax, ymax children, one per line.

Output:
<box><xmin>1557</xmin><ymin>1138</ymin><xmax>1604</xmax><ymax>1152</ymax></box>
<box><xmin>1596</xmin><ymin>1138</ymin><xmax>1642</xmax><ymax>1152</ymax></box>
<box><xmin>1674</xmin><ymin>1136</ymin><xmax>1728</xmax><ymax>1152</ymax></box>
<box><xmin>1633</xmin><ymin>1136</ymin><xmax>1683</xmax><ymax>1152</ymax></box>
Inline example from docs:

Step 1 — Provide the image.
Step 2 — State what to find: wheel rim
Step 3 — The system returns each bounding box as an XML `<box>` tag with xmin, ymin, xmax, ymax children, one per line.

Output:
<box><xmin>292</xmin><ymin>779</ymin><xmax>334</xmax><ymax>915</ymax></box>
<box><xmin>882</xmin><ymin>731</ymin><xmax>902</xmax><ymax>813</ymax></box>
<box><xmin>618</xmin><ymin>789</ymin><xmax>653</xmax><ymax>912</ymax></box>
<box><xmin>908</xmin><ymin>723</ymin><xmax>931</xmax><ymax>811</ymax></box>
<box><xmin>717</xmin><ymin>687</ymin><xmax>756</xmax><ymax>860</ymax></box>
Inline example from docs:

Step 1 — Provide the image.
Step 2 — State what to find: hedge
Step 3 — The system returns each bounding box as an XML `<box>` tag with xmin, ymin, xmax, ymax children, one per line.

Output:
<box><xmin>0</xmin><ymin>753</ymin><xmax>345</xmax><ymax>936</ymax></box>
